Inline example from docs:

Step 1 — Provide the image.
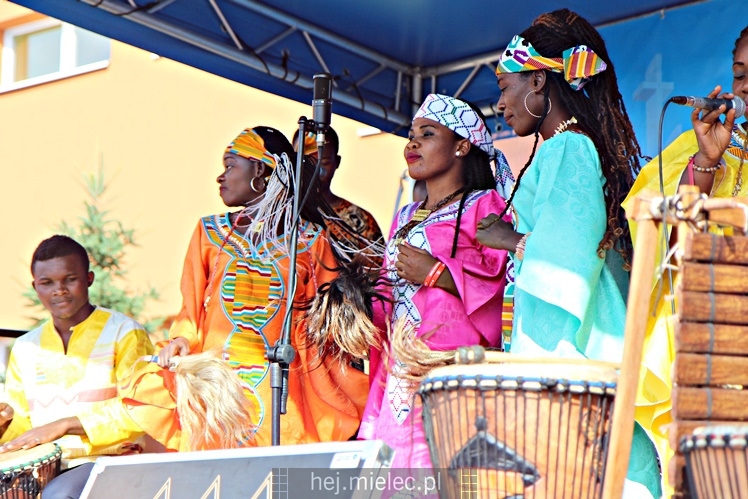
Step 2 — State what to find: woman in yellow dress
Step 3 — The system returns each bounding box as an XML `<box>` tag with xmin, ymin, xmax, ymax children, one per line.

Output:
<box><xmin>622</xmin><ymin>24</ymin><xmax>748</xmax><ymax>495</ymax></box>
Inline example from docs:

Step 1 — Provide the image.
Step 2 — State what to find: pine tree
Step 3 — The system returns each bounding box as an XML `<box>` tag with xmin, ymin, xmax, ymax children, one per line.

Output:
<box><xmin>24</xmin><ymin>166</ymin><xmax>165</xmax><ymax>337</ymax></box>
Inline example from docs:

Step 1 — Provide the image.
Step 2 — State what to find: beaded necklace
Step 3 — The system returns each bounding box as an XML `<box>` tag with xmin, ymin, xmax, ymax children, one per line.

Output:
<box><xmin>730</xmin><ymin>123</ymin><xmax>747</xmax><ymax>197</ymax></box>
<box><xmin>553</xmin><ymin>117</ymin><xmax>578</xmax><ymax>137</ymax></box>
<box><xmin>393</xmin><ymin>187</ymin><xmax>465</xmax><ymax>245</ymax></box>
<box><xmin>730</xmin><ymin>123</ymin><xmax>747</xmax><ymax>153</ymax></box>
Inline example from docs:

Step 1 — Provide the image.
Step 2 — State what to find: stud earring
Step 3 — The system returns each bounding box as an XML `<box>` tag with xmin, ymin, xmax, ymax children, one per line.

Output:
<box><xmin>455</xmin><ymin>151</ymin><xmax>461</xmax><ymax>157</ymax></box>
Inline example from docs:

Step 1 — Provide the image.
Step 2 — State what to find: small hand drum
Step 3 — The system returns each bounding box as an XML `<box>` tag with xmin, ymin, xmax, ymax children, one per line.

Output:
<box><xmin>418</xmin><ymin>361</ymin><xmax>617</xmax><ymax>499</ymax></box>
<box><xmin>681</xmin><ymin>425</ymin><xmax>748</xmax><ymax>499</ymax></box>
<box><xmin>0</xmin><ymin>443</ymin><xmax>62</xmax><ymax>499</ymax></box>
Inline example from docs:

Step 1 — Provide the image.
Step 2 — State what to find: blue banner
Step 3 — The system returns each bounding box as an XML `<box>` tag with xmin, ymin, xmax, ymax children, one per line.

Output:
<box><xmin>602</xmin><ymin>0</ymin><xmax>745</xmax><ymax>158</ymax></box>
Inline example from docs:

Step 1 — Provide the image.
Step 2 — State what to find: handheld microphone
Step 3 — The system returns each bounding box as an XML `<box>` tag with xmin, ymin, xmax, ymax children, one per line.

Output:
<box><xmin>671</xmin><ymin>95</ymin><xmax>747</xmax><ymax>117</ymax></box>
<box><xmin>312</xmin><ymin>73</ymin><xmax>333</xmax><ymax>148</ymax></box>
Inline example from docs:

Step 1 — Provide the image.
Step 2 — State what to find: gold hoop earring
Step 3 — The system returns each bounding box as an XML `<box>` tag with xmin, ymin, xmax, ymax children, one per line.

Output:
<box><xmin>250</xmin><ymin>176</ymin><xmax>265</xmax><ymax>193</ymax></box>
<box><xmin>524</xmin><ymin>91</ymin><xmax>551</xmax><ymax>119</ymax></box>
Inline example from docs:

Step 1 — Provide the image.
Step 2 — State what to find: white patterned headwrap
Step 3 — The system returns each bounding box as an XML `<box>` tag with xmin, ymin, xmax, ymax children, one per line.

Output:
<box><xmin>413</xmin><ymin>94</ymin><xmax>496</xmax><ymax>159</ymax></box>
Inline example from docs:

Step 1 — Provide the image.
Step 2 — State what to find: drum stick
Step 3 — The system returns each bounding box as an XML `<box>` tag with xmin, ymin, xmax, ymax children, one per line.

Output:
<box><xmin>601</xmin><ymin>193</ymin><xmax>670</xmax><ymax>499</ymax></box>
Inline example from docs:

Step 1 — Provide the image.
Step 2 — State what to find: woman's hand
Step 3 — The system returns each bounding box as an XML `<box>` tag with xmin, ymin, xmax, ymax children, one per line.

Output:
<box><xmin>477</xmin><ymin>214</ymin><xmax>522</xmax><ymax>251</ymax></box>
<box><xmin>395</xmin><ymin>243</ymin><xmax>437</xmax><ymax>284</ymax></box>
<box><xmin>158</xmin><ymin>337</ymin><xmax>190</xmax><ymax>368</ymax></box>
<box><xmin>692</xmin><ymin>85</ymin><xmax>737</xmax><ymax>168</ymax></box>
<box><xmin>395</xmin><ymin>243</ymin><xmax>460</xmax><ymax>296</ymax></box>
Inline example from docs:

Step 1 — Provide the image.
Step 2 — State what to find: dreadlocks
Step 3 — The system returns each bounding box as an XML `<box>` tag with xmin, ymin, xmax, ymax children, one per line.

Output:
<box><xmin>510</xmin><ymin>9</ymin><xmax>641</xmax><ymax>266</ymax></box>
<box><xmin>496</xmin><ymin>75</ymin><xmax>548</xmax><ymax>219</ymax></box>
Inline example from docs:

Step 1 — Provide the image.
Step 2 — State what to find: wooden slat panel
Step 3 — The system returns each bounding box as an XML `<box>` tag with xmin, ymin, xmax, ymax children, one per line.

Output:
<box><xmin>674</xmin><ymin>353</ymin><xmax>748</xmax><ymax>386</ymax></box>
<box><xmin>676</xmin><ymin>322</ymin><xmax>748</xmax><ymax>354</ymax></box>
<box><xmin>678</xmin><ymin>291</ymin><xmax>748</xmax><ymax>325</ymax></box>
<box><xmin>684</xmin><ymin>232</ymin><xmax>748</xmax><ymax>264</ymax></box>
<box><xmin>673</xmin><ymin>386</ymin><xmax>748</xmax><ymax>420</ymax></box>
<box><xmin>681</xmin><ymin>262</ymin><xmax>748</xmax><ymax>293</ymax></box>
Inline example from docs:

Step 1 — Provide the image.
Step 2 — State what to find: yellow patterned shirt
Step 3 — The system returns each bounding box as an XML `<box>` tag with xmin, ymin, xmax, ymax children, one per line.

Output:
<box><xmin>1</xmin><ymin>307</ymin><xmax>154</xmax><ymax>459</ymax></box>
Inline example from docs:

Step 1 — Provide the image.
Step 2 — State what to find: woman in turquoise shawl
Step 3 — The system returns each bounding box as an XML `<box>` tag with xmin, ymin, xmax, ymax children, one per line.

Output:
<box><xmin>477</xmin><ymin>9</ymin><xmax>662</xmax><ymax>498</ymax></box>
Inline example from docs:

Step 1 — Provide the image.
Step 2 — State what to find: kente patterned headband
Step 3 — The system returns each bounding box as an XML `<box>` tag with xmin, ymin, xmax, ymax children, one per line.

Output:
<box><xmin>413</xmin><ymin>94</ymin><xmax>496</xmax><ymax>158</ymax></box>
<box><xmin>496</xmin><ymin>35</ymin><xmax>607</xmax><ymax>91</ymax></box>
<box><xmin>225</xmin><ymin>128</ymin><xmax>277</xmax><ymax>169</ymax></box>
<box><xmin>301</xmin><ymin>131</ymin><xmax>317</xmax><ymax>156</ymax></box>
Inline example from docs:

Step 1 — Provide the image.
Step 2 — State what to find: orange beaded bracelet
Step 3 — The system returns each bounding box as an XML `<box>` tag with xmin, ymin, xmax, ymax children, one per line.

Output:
<box><xmin>424</xmin><ymin>261</ymin><xmax>446</xmax><ymax>287</ymax></box>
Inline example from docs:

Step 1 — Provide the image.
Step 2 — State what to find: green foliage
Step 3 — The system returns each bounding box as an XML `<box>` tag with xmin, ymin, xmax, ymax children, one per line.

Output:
<box><xmin>25</xmin><ymin>166</ymin><xmax>165</xmax><ymax>336</ymax></box>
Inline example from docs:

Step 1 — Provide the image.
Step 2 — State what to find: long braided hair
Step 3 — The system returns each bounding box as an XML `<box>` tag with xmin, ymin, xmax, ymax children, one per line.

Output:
<box><xmin>496</xmin><ymin>74</ymin><xmax>548</xmax><ymax>218</ymax></box>
<box><xmin>503</xmin><ymin>9</ymin><xmax>642</xmax><ymax>266</ymax></box>
<box><xmin>448</xmin><ymin>102</ymin><xmax>497</xmax><ymax>258</ymax></box>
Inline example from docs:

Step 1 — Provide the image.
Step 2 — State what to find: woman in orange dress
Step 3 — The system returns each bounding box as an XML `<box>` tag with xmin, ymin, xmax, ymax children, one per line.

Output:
<box><xmin>121</xmin><ymin>126</ymin><xmax>368</xmax><ymax>450</ymax></box>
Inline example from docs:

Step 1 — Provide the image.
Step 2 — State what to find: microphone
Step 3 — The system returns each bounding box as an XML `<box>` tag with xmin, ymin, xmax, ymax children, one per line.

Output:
<box><xmin>312</xmin><ymin>73</ymin><xmax>333</xmax><ymax>148</ymax></box>
<box><xmin>671</xmin><ymin>96</ymin><xmax>746</xmax><ymax>117</ymax></box>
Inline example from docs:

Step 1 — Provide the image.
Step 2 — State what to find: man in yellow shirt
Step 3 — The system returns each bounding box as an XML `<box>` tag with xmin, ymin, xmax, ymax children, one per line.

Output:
<box><xmin>0</xmin><ymin>235</ymin><xmax>154</xmax><ymax>498</ymax></box>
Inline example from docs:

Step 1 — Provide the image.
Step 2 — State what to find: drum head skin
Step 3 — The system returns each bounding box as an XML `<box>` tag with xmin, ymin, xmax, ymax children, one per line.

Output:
<box><xmin>422</xmin><ymin>362</ymin><xmax>619</xmax><ymax>385</ymax></box>
<box><xmin>0</xmin><ymin>443</ymin><xmax>61</xmax><ymax>472</ymax></box>
<box><xmin>0</xmin><ymin>443</ymin><xmax>62</xmax><ymax>498</ymax></box>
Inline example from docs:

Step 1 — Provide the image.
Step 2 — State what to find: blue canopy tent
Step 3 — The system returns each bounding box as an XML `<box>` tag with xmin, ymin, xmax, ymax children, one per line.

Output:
<box><xmin>11</xmin><ymin>1</ymin><xmax>734</xmax><ymax>137</ymax></box>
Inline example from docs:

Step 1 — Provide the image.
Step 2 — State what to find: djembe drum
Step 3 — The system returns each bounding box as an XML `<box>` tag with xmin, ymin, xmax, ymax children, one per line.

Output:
<box><xmin>0</xmin><ymin>443</ymin><xmax>62</xmax><ymax>499</ymax></box>
<box><xmin>419</xmin><ymin>355</ymin><xmax>618</xmax><ymax>499</ymax></box>
<box><xmin>681</xmin><ymin>425</ymin><xmax>748</xmax><ymax>499</ymax></box>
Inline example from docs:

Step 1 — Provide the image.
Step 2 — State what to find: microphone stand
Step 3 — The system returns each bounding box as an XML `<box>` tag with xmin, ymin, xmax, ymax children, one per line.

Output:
<box><xmin>392</xmin><ymin>168</ymin><xmax>409</xmax><ymax>220</ymax></box>
<box><xmin>268</xmin><ymin>73</ymin><xmax>331</xmax><ymax>446</ymax></box>
<box><xmin>267</xmin><ymin>116</ymin><xmax>317</xmax><ymax>446</ymax></box>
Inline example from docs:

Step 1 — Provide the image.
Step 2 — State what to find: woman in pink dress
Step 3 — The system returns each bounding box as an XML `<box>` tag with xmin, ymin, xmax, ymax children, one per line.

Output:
<box><xmin>358</xmin><ymin>94</ymin><xmax>510</xmax><ymax>468</ymax></box>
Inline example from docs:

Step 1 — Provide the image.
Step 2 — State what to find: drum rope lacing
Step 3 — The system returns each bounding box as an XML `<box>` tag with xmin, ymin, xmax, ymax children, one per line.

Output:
<box><xmin>648</xmin><ymin>191</ymin><xmax>748</xmax><ymax>234</ymax></box>
<box><xmin>647</xmin><ymin>192</ymin><xmax>748</xmax><ymax>316</ymax></box>
<box><xmin>0</xmin><ymin>444</ymin><xmax>62</xmax><ymax>498</ymax></box>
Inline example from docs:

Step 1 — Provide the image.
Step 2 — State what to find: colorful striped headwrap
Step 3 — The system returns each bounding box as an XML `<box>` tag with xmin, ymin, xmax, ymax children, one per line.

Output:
<box><xmin>300</xmin><ymin>131</ymin><xmax>317</xmax><ymax>156</ymax></box>
<box><xmin>225</xmin><ymin>128</ymin><xmax>277</xmax><ymax>169</ymax></box>
<box><xmin>496</xmin><ymin>35</ymin><xmax>607</xmax><ymax>91</ymax></box>
<box><xmin>413</xmin><ymin>94</ymin><xmax>496</xmax><ymax>159</ymax></box>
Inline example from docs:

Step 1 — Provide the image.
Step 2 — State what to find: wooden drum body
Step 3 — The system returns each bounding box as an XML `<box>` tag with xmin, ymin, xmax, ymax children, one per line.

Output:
<box><xmin>0</xmin><ymin>443</ymin><xmax>62</xmax><ymax>499</ymax></box>
<box><xmin>681</xmin><ymin>425</ymin><xmax>748</xmax><ymax>499</ymax></box>
<box><xmin>418</xmin><ymin>362</ymin><xmax>617</xmax><ymax>499</ymax></box>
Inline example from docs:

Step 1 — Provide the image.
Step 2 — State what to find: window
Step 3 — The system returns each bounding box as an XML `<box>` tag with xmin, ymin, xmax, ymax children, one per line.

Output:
<box><xmin>1</xmin><ymin>19</ymin><xmax>110</xmax><ymax>91</ymax></box>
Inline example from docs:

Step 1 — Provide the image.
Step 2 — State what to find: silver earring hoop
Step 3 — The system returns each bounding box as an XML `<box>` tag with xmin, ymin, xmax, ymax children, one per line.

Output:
<box><xmin>524</xmin><ymin>91</ymin><xmax>551</xmax><ymax>119</ymax></box>
<box><xmin>250</xmin><ymin>176</ymin><xmax>265</xmax><ymax>193</ymax></box>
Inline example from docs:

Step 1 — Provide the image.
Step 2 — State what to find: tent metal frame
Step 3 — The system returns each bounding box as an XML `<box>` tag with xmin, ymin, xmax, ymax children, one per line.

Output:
<box><xmin>67</xmin><ymin>0</ymin><xmax>708</xmax><ymax>131</ymax></box>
